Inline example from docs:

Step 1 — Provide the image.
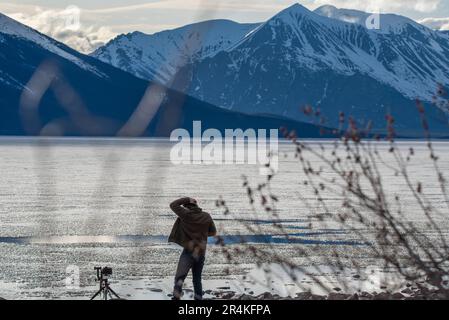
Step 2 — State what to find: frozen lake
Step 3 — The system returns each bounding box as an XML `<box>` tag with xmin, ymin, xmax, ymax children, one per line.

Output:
<box><xmin>0</xmin><ymin>137</ymin><xmax>448</xmax><ymax>299</ymax></box>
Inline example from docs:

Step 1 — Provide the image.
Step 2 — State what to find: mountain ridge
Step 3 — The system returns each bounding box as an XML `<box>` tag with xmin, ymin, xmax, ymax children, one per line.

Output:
<box><xmin>313</xmin><ymin>4</ymin><xmax>430</xmax><ymax>34</ymax></box>
<box><xmin>0</xmin><ymin>12</ymin><xmax>328</xmax><ymax>138</ymax></box>
<box><xmin>0</xmin><ymin>12</ymin><xmax>106</xmax><ymax>77</ymax></box>
<box><xmin>92</xmin><ymin>19</ymin><xmax>261</xmax><ymax>84</ymax></box>
<box><xmin>91</xmin><ymin>3</ymin><xmax>449</xmax><ymax>130</ymax></box>
<box><xmin>4</xmin><ymin>4</ymin><xmax>449</xmax><ymax>136</ymax></box>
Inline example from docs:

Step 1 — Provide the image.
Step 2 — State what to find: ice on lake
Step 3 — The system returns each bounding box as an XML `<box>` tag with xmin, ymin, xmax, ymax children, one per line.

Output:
<box><xmin>0</xmin><ymin>137</ymin><xmax>448</xmax><ymax>299</ymax></box>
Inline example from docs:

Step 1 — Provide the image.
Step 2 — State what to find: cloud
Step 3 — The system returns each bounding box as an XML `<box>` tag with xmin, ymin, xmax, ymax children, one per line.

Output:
<box><xmin>1</xmin><ymin>1</ymin><xmax>292</xmax><ymax>53</ymax></box>
<box><xmin>7</xmin><ymin>6</ymin><xmax>117</xmax><ymax>53</ymax></box>
<box><xmin>81</xmin><ymin>0</ymin><xmax>440</xmax><ymax>17</ymax></box>
<box><xmin>1</xmin><ymin>0</ymin><xmax>445</xmax><ymax>54</ymax></box>
<box><xmin>84</xmin><ymin>0</ymin><xmax>290</xmax><ymax>14</ymax></box>
<box><xmin>419</xmin><ymin>17</ymin><xmax>449</xmax><ymax>30</ymax></box>
<box><xmin>308</xmin><ymin>0</ymin><xmax>441</xmax><ymax>13</ymax></box>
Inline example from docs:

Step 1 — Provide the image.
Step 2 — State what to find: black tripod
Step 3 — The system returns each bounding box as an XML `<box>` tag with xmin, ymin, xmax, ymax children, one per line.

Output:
<box><xmin>90</xmin><ymin>267</ymin><xmax>121</xmax><ymax>300</ymax></box>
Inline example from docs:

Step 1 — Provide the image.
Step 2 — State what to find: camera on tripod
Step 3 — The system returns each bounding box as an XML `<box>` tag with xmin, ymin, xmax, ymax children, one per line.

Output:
<box><xmin>95</xmin><ymin>266</ymin><xmax>113</xmax><ymax>279</ymax></box>
<box><xmin>91</xmin><ymin>266</ymin><xmax>121</xmax><ymax>300</ymax></box>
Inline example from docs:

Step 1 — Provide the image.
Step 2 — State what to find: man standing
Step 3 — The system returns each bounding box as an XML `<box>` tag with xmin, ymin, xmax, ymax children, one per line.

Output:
<box><xmin>169</xmin><ymin>197</ymin><xmax>217</xmax><ymax>300</ymax></box>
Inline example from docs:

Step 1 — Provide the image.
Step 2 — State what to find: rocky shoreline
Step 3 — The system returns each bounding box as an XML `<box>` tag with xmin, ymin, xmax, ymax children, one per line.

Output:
<box><xmin>2</xmin><ymin>283</ymin><xmax>448</xmax><ymax>300</ymax></box>
<box><xmin>211</xmin><ymin>286</ymin><xmax>449</xmax><ymax>300</ymax></box>
<box><xmin>0</xmin><ymin>289</ymin><xmax>447</xmax><ymax>300</ymax></box>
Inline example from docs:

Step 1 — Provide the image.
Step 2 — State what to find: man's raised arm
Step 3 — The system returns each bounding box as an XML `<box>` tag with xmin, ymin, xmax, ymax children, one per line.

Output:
<box><xmin>170</xmin><ymin>197</ymin><xmax>193</xmax><ymax>219</ymax></box>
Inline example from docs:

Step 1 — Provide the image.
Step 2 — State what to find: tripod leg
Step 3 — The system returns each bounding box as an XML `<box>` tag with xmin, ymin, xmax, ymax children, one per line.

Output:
<box><xmin>90</xmin><ymin>289</ymin><xmax>103</xmax><ymax>300</ymax></box>
<box><xmin>108</xmin><ymin>286</ymin><xmax>121</xmax><ymax>299</ymax></box>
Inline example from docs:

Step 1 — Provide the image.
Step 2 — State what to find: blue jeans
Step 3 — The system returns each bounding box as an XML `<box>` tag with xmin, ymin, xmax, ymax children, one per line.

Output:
<box><xmin>173</xmin><ymin>249</ymin><xmax>205</xmax><ymax>300</ymax></box>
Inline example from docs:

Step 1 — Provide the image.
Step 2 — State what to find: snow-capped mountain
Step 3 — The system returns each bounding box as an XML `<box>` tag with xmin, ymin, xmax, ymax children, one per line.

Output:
<box><xmin>314</xmin><ymin>5</ymin><xmax>427</xmax><ymax>34</ymax></box>
<box><xmin>185</xmin><ymin>4</ymin><xmax>449</xmax><ymax>134</ymax></box>
<box><xmin>0</xmin><ymin>13</ymin><xmax>104</xmax><ymax>76</ymax></box>
<box><xmin>0</xmin><ymin>10</ymin><xmax>148</xmax><ymax>136</ymax></box>
<box><xmin>0</xmin><ymin>12</ymin><xmax>324</xmax><ymax>137</ymax></box>
<box><xmin>92</xmin><ymin>3</ymin><xmax>449</xmax><ymax>135</ymax></box>
<box><xmin>312</xmin><ymin>4</ymin><xmax>449</xmax><ymax>99</ymax></box>
<box><xmin>92</xmin><ymin>19</ymin><xmax>260</xmax><ymax>84</ymax></box>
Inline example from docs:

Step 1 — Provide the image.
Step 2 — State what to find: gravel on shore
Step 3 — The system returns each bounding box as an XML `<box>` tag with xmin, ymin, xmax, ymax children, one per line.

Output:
<box><xmin>211</xmin><ymin>286</ymin><xmax>449</xmax><ymax>300</ymax></box>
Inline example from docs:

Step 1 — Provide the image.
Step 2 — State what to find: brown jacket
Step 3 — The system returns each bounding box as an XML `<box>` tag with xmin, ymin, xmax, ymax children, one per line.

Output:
<box><xmin>168</xmin><ymin>198</ymin><xmax>217</xmax><ymax>255</ymax></box>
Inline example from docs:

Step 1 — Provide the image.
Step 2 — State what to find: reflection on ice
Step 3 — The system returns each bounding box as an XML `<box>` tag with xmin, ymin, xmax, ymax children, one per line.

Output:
<box><xmin>0</xmin><ymin>229</ymin><xmax>363</xmax><ymax>246</ymax></box>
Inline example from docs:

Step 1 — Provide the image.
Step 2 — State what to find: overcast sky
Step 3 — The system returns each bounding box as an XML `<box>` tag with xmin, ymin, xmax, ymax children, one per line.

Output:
<box><xmin>2</xmin><ymin>0</ymin><xmax>449</xmax><ymax>53</ymax></box>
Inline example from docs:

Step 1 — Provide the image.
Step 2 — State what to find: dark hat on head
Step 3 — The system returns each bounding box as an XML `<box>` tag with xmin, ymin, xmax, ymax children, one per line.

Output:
<box><xmin>184</xmin><ymin>198</ymin><xmax>200</xmax><ymax>210</ymax></box>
